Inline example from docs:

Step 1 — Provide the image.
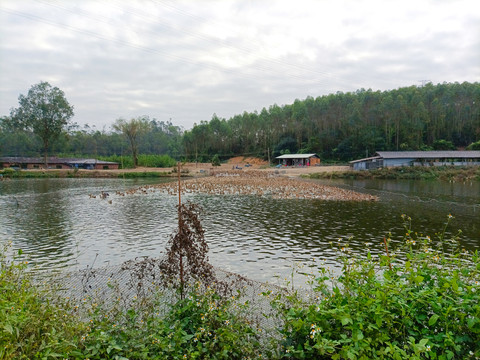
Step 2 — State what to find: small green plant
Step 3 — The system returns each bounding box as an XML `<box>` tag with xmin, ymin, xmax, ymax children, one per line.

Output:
<box><xmin>271</xmin><ymin>215</ymin><xmax>480</xmax><ymax>359</ymax></box>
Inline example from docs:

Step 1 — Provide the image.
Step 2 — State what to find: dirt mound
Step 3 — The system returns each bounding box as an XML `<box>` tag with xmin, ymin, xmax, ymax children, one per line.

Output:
<box><xmin>227</xmin><ymin>156</ymin><xmax>268</xmax><ymax>165</ymax></box>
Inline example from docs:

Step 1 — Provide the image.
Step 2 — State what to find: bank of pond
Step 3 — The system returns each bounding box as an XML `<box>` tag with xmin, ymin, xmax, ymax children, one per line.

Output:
<box><xmin>0</xmin><ymin>168</ymin><xmax>175</xmax><ymax>179</ymax></box>
<box><xmin>306</xmin><ymin>165</ymin><xmax>480</xmax><ymax>182</ymax></box>
<box><xmin>1</xmin><ymin>164</ymin><xmax>480</xmax><ymax>182</ymax></box>
<box><xmin>2</xmin><ymin>224</ymin><xmax>479</xmax><ymax>360</ymax></box>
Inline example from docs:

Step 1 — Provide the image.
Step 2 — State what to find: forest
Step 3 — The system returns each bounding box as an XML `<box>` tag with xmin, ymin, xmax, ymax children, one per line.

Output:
<box><xmin>1</xmin><ymin>81</ymin><xmax>479</xmax><ymax>164</ymax></box>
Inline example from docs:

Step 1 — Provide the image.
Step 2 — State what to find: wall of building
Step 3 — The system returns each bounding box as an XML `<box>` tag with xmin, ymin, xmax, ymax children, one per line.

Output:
<box><xmin>383</xmin><ymin>158</ymin><xmax>414</xmax><ymax>167</ymax></box>
<box><xmin>94</xmin><ymin>163</ymin><xmax>119</xmax><ymax>170</ymax></box>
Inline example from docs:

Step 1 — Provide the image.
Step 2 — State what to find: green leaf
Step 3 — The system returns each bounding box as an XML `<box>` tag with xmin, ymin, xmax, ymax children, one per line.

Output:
<box><xmin>451</xmin><ymin>280</ymin><xmax>458</xmax><ymax>292</ymax></box>
<box><xmin>428</xmin><ymin>314</ymin><xmax>439</xmax><ymax>326</ymax></box>
<box><xmin>3</xmin><ymin>323</ymin><xmax>13</xmax><ymax>334</ymax></box>
<box><xmin>414</xmin><ymin>275</ymin><xmax>424</xmax><ymax>284</ymax></box>
<box><xmin>340</xmin><ymin>315</ymin><xmax>352</xmax><ymax>326</ymax></box>
<box><xmin>467</xmin><ymin>316</ymin><xmax>478</xmax><ymax>328</ymax></box>
<box><xmin>419</xmin><ymin>338</ymin><xmax>429</xmax><ymax>347</ymax></box>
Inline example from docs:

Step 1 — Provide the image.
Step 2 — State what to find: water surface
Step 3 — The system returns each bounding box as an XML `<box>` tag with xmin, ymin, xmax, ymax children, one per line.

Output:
<box><xmin>0</xmin><ymin>177</ymin><xmax>478</xmax><ymax>284</ymax></box>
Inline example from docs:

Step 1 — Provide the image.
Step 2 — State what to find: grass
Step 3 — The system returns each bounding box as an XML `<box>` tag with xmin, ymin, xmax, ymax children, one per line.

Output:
<box><xmin>1</xmin><ymin>216</ymin><xmax>479</xmax><ymax>359</ymax></box>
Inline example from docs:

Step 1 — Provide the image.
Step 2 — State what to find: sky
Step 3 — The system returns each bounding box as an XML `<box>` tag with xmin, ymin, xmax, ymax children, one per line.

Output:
<box><xmin>1</xmin><ymin>0</ymin><xmax>479</xmax><ymax>131</ymax></box>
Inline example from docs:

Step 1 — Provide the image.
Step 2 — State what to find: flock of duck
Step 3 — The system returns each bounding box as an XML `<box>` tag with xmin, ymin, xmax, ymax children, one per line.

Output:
<box><xmin>90</xmin><ymin>170</ymin><xmax>377</xmax><ymax>202</ymax></box>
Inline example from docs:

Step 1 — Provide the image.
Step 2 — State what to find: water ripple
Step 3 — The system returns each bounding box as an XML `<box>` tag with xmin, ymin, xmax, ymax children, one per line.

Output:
<box><xmin>0</xmin><ymin>178</ymin><xmax>478</xmax><ymax>283</ymax></box>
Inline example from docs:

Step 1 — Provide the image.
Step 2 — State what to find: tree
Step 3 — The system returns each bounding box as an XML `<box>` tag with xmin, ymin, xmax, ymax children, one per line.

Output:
<box><xmin>113</xmin><ymin>116</ymin><xmax>151</xmax><ymax>167</ymax></box>
<box><xmin>10</xmin><ymin>82</ymin><xmax>74</xmax><ymax>166</ymax></box>
<box><xmin>211</xmin><ymin>154</ymin><xmax>221</xmax><ymax>166</ymax></box>
<box><xmin>432</xmin><ymin>139</ymin><xmax>456</xmax><ymax>150</ymax></box>
<box><xmin>466</xmin><ymin>140</ymin><xmax>480</xmax><ymax>150</ymax></box>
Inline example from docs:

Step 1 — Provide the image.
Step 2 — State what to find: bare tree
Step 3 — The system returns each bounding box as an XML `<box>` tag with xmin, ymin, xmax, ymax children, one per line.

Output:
<box><xmin>113</xmin><ymin>116</ymin><xmax>151</xmax><ymax>167</ymax></box>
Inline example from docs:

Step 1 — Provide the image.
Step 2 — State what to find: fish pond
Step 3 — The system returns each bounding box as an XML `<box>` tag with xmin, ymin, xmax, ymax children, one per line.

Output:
<box><xmin>0</xmin><ymin>177</ymin><xmax>478</xmax><ymax>285</ymax></box>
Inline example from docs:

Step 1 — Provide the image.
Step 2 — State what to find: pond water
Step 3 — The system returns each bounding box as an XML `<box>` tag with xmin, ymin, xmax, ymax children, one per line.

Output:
<box><xmin>0</xmin><ymin>177</ymin><xmax>478</xmax><ymax>285</ymax></box>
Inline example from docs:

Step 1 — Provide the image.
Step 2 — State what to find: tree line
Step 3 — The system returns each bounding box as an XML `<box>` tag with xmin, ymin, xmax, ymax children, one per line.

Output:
<box><xmin>1</xmin><ymin>81</ymin><xmax>479</xmax><ymax>166</ymax></box>
<box><xmin>183</xmin><ymin>81</ymin><xmax>480</xmax><ymax>162</ymax></box>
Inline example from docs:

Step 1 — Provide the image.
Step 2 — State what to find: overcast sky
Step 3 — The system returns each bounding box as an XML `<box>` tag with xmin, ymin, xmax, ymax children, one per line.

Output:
<box><xmin>1</xmin><ymin>0</ymin><xmax>479</xmax><ymax>131</ymax></box>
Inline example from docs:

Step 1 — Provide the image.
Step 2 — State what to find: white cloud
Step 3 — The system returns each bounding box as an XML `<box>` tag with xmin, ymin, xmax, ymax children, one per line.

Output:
<box><xmin>0</xmin><ymin>0</ymin><xmax>479</xmax><ymax>130</ymax></box>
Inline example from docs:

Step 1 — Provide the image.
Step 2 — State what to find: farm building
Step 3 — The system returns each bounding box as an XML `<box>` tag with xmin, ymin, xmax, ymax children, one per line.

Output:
<box><xmin>275</xmin><ymin>153</ymin><xmax>321</xmax><ymax>166</ymax></box>
<box><xmin>0</xmin><ymin>157</ymin><xmax>119</xmax><ymax>170</ymax></box>
<box><xmin>350</xmin><ymin>151</ymin><xmax>480</xmax><ymax>170</ymax></box>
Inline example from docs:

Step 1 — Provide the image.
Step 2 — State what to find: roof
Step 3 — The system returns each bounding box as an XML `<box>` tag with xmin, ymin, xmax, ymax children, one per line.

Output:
<box><xmin>275</xmin><ymin>153</ymin><xmax>319</xmax><ymax>159</ymax></box>
<box><xmin>67</xmin><ymin>159</ymin><xmax>118</xmax><ymax>165</ymax></box>
<box><xmin>0</xmin><ymin>157</ymin><xmax>118</xmax><ymax>165</ymax></box>
<box><xmin>349</xmin><ymin>156</ymin><xmax>382</xmax><ymax>164</ymax></box>
<box><xmin>376</xmin><ymin>151</ymin><xmax>480</xmax><ymax>159</ymax></box>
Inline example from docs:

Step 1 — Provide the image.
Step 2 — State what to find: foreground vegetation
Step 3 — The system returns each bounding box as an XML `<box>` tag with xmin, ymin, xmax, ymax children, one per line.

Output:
<box><xmin>1</xmin><ymin>216</ymin><xmax>479</xmax><ymax>359</ymax></box>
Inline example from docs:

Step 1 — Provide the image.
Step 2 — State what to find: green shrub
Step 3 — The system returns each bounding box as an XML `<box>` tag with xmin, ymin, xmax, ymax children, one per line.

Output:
<box><xmin>0</xmin><ymin>246</ymin><xmax>84</xmax><ymax>359</ymax></box>
<box><xmin>271</xmin><ymin>215</ymin><xmax>480</xmax><ymax>359</ymax></box>
<box><xmin>211</xmin><ymin>154</ymin><xmax>221</xmax><ymax>166</ymax></box>
<box><xmin>466</xmin><ymin>140</ymin><xmax>480</xmax><ymax>150</ymax></box>
<box><xmin>1</xmin><ymin>167</ymin><xmax>16</xmax><ymax>174</ymax></box>
<box><xmin>137</xmin><ymin>154</ymin><xmax>177</xmax><ymax>168</ymax></box>
<box><xmin>98</xmin><ymin>154</ymin><xmax>177</xmax><ymax>169</ymax></box>
<box><xmin>76</xmin><ymin>284</ymin><xmax>261</xmax><ymax>359</ymax></box>
<box><xmin>98</xmin><ymin>155</ymin><xmax>134</xmax><ymax>169</ymax></box>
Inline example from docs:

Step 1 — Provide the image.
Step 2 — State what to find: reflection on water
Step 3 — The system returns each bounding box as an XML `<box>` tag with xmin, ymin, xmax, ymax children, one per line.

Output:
<box><xmin>0</xmin><ymin>177</ymin><xmax>478</xmax><ymax>284</ymax></box>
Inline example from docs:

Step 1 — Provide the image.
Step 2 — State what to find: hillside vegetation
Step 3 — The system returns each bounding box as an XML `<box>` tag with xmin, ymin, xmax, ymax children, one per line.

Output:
<box><xmin>1</xmin><ymin>82</ymin><xmax>479</xmax><ymax>163</ymax></box>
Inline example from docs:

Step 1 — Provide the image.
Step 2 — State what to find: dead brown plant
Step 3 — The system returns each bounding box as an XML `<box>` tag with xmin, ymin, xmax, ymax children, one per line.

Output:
<box><xmin>159</xmin><ymin>202</ymin><xmax>217</xmax><ymax>299</ymax></box>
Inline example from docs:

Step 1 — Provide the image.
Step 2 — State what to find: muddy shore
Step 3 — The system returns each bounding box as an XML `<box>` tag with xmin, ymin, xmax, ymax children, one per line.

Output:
<box><xmin>2</xmin><ymin>160</ymin><xmax>377</xmax><ymax>201</ymax></box>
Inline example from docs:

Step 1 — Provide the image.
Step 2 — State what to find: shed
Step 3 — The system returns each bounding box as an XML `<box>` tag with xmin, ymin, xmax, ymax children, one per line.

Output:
<box><xmin>0</xmin><ymin>157</ymin><xmax>119</xmax><ymax>170</ymax></box>
<box><xmin>275</xmin><ymin>153</ymin><xmax>320</xmax><ymax>166</ymax></box>
<box><xmin>350</xmin><ymin>151</ymin><xmax>480</xmax><ymax>170</ymax></box>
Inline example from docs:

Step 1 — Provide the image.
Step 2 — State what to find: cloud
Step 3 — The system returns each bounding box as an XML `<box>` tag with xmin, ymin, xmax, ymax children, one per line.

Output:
<box><xmin>1</xmin><ymin>0</ymin><xmax>479</xmax><ymax>130</ymax></box>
